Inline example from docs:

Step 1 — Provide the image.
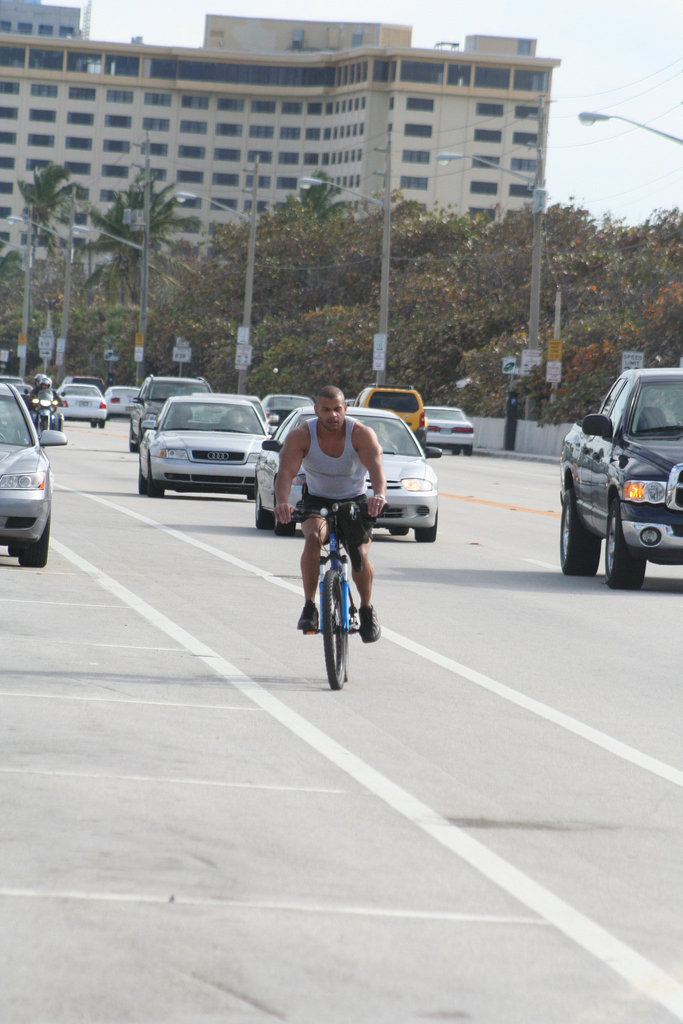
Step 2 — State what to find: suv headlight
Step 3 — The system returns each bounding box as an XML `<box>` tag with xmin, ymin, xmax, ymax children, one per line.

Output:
<box><xmin>623</xmin><ymin>479</ymin><xmax>666</xmax><ymax>503</ymax></box>
<box><xmin>0</xmin><ymin>471</ymin><xmax>46</xmax><ymax>490</ymax></box>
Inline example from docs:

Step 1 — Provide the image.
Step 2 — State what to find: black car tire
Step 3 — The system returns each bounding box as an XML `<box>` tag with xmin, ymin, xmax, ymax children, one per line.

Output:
<box><xmin>18</xmin><ymin>515</ymin><xmax>50</xmax><ymax>568</ymax></box>
<box><xmin>605</xmin><ymin>498</ymin><xmax>646</xmax><ymax>590</ymax></box>
<box><xmin>560</xmin><ymin>488</ymin><xmax>601</xmax><ymax>576</ymax></box>
<box><xmin>388</xmin><ymin>526</ymin><xmax>409</xmax><ymax>536</ymax></box>
<box><xmin>129</xmin><ymin>424</ymin><xmax>139</xmax><ymax>453</ymax></box>
<box><xmin>463</xmin><ymin>447</ymin><xmax>473</xmax><ymax>456</ymax></box>
<box><xmin>254</xmin><ymin>482</ymin><xmax>275</xmax><ymax>530</ymax></box>
<box><xmin>147</xmin><ymin>458</ymin><xmax>165</xmax><ymax>498</ymax></box>
<box><xmin>138</xmin><ymin>460</ymin><xmax>148</xmax><ymax>496</ymax></box>
<box><xmin>90</xmin><ymin>420</ymin><xmax>97</xmax><ymax>428</ymax></box>
<box><xmin>98</xmin><ymin>420</ymin><xmax>105</xmax><ymax>429</ymax></box>
<box><xmin>414</xmin><ymin>512</ymin><xmax>438</xmax><ymax>543</ymax></box>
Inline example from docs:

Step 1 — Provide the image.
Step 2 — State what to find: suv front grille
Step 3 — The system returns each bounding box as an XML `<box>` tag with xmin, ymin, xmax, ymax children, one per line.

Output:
<box><xmin>667</xmin><ymin>463</ymin><xmax>683</xmax><ymax>510</ymax></box>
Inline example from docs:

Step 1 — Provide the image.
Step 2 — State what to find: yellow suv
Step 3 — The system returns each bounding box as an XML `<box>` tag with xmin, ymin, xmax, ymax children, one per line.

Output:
<box><xmin>354</xmin><ymin>386</ymin><xmax>427</xmax><ymax>445</ymax></box>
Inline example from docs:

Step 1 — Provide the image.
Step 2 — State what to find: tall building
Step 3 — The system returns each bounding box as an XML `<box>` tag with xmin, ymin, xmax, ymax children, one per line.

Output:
<box><xmin>0</xmin><ymin>0</ymin><xmax>80</xmax><ymax>40</ymax></box>
<box><xmin>0</xmin><ymin>16</ymin><xmax>560</xmax><ymax>247</ymax></box>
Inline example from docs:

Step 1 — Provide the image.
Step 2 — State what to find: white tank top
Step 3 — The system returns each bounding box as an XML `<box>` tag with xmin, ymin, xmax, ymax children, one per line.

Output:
<box><xmin>302</xmin><ymin>417</ymin><xmax>368</xmax><ymax>499</ymax></box>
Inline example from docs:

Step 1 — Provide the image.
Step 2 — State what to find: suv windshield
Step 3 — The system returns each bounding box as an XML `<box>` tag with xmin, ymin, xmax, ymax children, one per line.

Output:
<box><xmin>630</xmin><ymin>382</ymin><xmax>683</xmax><ymax>438</ymax></box>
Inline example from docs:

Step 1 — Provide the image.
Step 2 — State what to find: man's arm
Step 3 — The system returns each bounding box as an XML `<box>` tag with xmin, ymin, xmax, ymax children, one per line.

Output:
<box><xmin>274</xmin><ymin>424</ymin><xmax>309</xmax><ymax>523</ymax></box>
<box><xmin>353</xmin><ymin>423</ymin><xmax>387</xmax><ymax>514</ymax></box>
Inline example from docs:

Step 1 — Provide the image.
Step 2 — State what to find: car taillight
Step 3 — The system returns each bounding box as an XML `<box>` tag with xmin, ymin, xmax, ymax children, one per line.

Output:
<box><xmin>100</xmin><ymin>401</ymin><xmax>106</xmax><ymax>409</ymax></box>
<box><xmin>419</xmin><ymin>411</ymin><xmax>425</xmax><ymax>427</ymax></box>
<box><xmin>62</xmin><ymin>399</ymin><xmax>69</xmax><ymax>407</ymax></box>
<box><xmin>111</xmin><ymin>397</ymin><xmax>120</xmax><ymax>404</ymax></box>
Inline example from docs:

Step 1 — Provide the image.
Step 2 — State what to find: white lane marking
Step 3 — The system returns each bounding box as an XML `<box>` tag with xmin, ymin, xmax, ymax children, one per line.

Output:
<box><xmin>0</xmin><ymin>691</ymin><xmax>260</xmax><ymax>711</ymax></box>
<box><xmin>522</xmin><ymin>558</ymin><xmax>558</xmax><ymax>570</ymax></box>
<box><xmin>0</xmin><ymin>888</ymin><xmax>541</xmax><ymax>923</ymax></box>
<box><xmin>0</xmin><ymin>767</ymin><xmax>343</xmax><ymax>794</ymax></box>
<box><xmin>55</xmin><ymin>488</ymin><xmax>683</xmax><ymax>793</ymax></box>
<box><xmin>0</xmin><ymin>598</ymin><xmax>120</xmax><ymax>607</ymax></box>
<box><xmin>46</xmin><ymin>537</ymin><xmax>683</xmax><ymax>1020</ymax></box>
<box><xmin>0</xmin><ymin>636</ymin><xmax>181</xmax><ymax>651</ymax></box>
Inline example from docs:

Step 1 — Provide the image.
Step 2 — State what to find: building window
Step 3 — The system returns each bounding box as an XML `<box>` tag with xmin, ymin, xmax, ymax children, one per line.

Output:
<box><xmin>447</xmin><ymin>63</ymin><xmax>471</xmax><ymax>86</ymax></box>
<box><xmin>64</xmin><ymin>161</ymin><xmax>91</xmax><ymax>174</ymax></box>
<box><xmin>151</xmin><ymin>167</ymin><xmax>167</xmax><ymax>181</ymax></box>
<box><xmin>144</xmin><ymin>91</ymin><xmax>171</xmax><ymax>106</ymax></box>
<box><xmin>106</xmin><ymin>89</ymin><xmax>133</xmax><ymax>103</ymax></box>
<box><xmin>28</xmin><ymin>48</ymin><xmax>63</xmax><ymax>71</ymax></box>
<box><xmin>404</xmin><ymin>123</ymin><xmax>432</xmax><ymax>138</ymax></box>
<box><xmin>31</xmin><ymin>83</ymin><xmax>57</xmax><ymax>97</ymax></box>
<box><xmin>513</xmin><ymin>131</ymin><xmax>537</xmax><ymax>146</ymax></box>
<box><xmin>0</xmin><ymin>156</ymin><xmax>15</xmax><ymax>167</ymax></box>
<box><xmin>38</xmin><ymin>25</ymin><xmax>54</xmax><ymax>36</ymax></box>
<box><xmin>303</xmin><ymin>153</ymin><xmax>318</xmax><ymax>165</ymax></box>
<box><xmin>29</xmin><ymin>108</ymin><xmax>56</xmax><ymax>122</ymax></box>
<box><xmin>142</xmin><ymin>117</ymin><xmax>169</xmax><ymax>131</ymax></box>
<box><xmin>279</xmin><ymin>125</ymin><xmax>300</xmax><ymax>140</ymax></box>
<box><xmin>0</xmin><ymin>131</ymin><xmax>17</xmax><ymax>143</ymax></box>
<box><xmin>400</xmin><ymin>175</ymin><xmax>428</xmax><ymax>190</ymax></box>
<box><xmin>278</xmin><ymin>152</ymin><xmax>298</xmax><ymax>165</ymax></box>
<box><xmin>149</xmin><ymin>142</ymin><xmax>167</xmax><ymax>156</ymax></box>
<box><xmin>400</xmin><ymin>60</ymin><xmax>443</xmax><ymax>84</ymax></box>
<box><xmin>470</xmin><ymin>180</ymin><xmax>498</xmax><ymax>194</ymax></box>
<box><xmin>511</xmin><ymin>157</ymin><xmax>536</xmax><ymax>173</ymax></box>
<box><xmin>477</xmin><ymin>102</ymin><xmax>503</xmax><ymax>116</ymax></box>
<box><xmin>250</xmin><ymin>124</ymin><xmax>274</xmax><ymax>138</ymax></box>
<box><xmin>0</xmin><ymin>47</ymin><xmax>26</xmax><ymax>68</ymax></box>
<box><xmin>100</xmin><ymin>189</ymin><xmax>116</xmax><ymax>202</ymax></box>
<box><xmin>65</xmin><ymin>136</ymin><xmax>92</xmax><ymax>150</ymax></box>
<box><xmin>514</xmin><ymin>69</ymin><xmax>548</xmax><ymax>92</ymax></box>
<box><xmin>515</xmin><ymin>104</ymin><xmax>538</xmax><ymax>119</ymax></box>
<box><xmin>247</xmin><ymin>149</ymin><xmax>272</xmax><ymax>164</ymax></box>
<box><xmin>0</xmin><ymin>82</ymin><xmax>19</xmax><ymax>94</ymax></box>
<box><xmin>180</xmin><ymin>119</ymin><xmax>207</xmax><ymax>134</ymax></box>
<box><xmin>178</xmin><ymin>144</ymin><xmax>205</xmax><ymax>158</ymax></box>
<box><xmin>67</xmin><ymin>111</ymin><xmax>94</xmax><ymax>125</ymax></box>
<box><xmin>182</xmin><ymin>94</ymin><xmax>209</xmax><ymax>108</ymax></box>
<box><xmin>0</xmin><ymin>106</ymin><xmax>17</xmax><ymax>118</ymax></box>
<box><xmin>104</xmin><ymin>55</ymin><xmax>139</xmax><ymax>77</ymax></box>
<box><xmin>473</xmin><ymin>155</ymin><xmax>499</xmax><ymax>168</ymax></box>
<box><xmin>217</xmin><ymin>97</ymin><xmax>243</xmax><ymax>111</ymax></box>
<box><xmin>402</xmin><ymin>149</ymin><xmax>430</xmax><ymax>164</ymax></box>
<box><xmin>245</xmin><ymin>174</ymin><xmax>270</xmax><ymax>188</ymax></box>
<box><xmin>214</xmin><ymin>147</ymin><xmax>240</xmax><ymax>161</ymax></box>
<box><xmin>406</xmin><ymin>97</ymin><xmax>434</xmax><ymax>112</ymax></box>
<box><xmin>102</xmin><ymin>164</ymin><xmax>128</xmax><ymax>178</ymax></box>
<box><xmin>474</xmin><ymin>128</ymin><xmax>501</xmax><ymax>143</ymax></box>
<box><xmin>277</xmin><ymin>176</ymin><xmax>297</xmax><ymax>189</ymax></box>
<box><xmin>0</xmin><ymin>180</ymin><xmax>12</xmax><ymax>192</ymax></box>
<box><xmin>251</xmin><ymin>99</ymin><xmax>276</xmax><ymax>113</ymax></box>
<box><xmin>18</xmin><ymin>23</ymin><xmax>33</xmax><ymax>34</ymax></box>
<box><xmin>177</xmin><ymin>169</ymin><xmax>204</xmax><ymax>183</ymax></box>
<box><xmin>282</xmin><ymin>100</ymin><xmax>302</xmax><ymax>114</ymax></box>
<box><xmin>211</xmin><ymin>196</ymin><xmax>236</xmax><ymax>210</ymax></box>
<box><xmin>25</xmin><ymin>159</ymin><xmax>49</xmax><ymax>171</ymax></box>
<box><xmin>69</xmin><ymin>86</ymin><xmax>96</xmax><ymax>100</ymax></box>
<box><xmin>104</xmin><ymin>114</ymin><xmax>131</xmax><ymax>128</ymax></box>
<box><xmin>212</xmin><ymin>172</ymin><xmax>239</xmax><ymax>186</ymax></box>
<box><xmin>27</xmin><ymin>133</ymin><xmax>54</xmax><ymax>146</ymax></box>
<box><xmin>509</xmin><ymin>183</ymin><xmax>532</xmax><ymax>197</ymax></box>
<box><xmin>216</xmin><ymin>122</ymin><xmax>241</xmax><ymax>136</ymax></box>
<box><xmin>103</xmin><ymin>139</ymin><xmax>130</xmax><ymax>152</ymax></box>
<box><xmin>305</xmin><ymin>127</ymin><xmax>321</xmax><ymax>140</ymax></box>
<box><xmin>474</xmin><ymin>66</ymin><xmax>510</xmax><ymax>89</ymax></box>
<box><xmin>67</xmin><ymin>51</ymin><xmax>102</xmax><ymax>75</ymax></box>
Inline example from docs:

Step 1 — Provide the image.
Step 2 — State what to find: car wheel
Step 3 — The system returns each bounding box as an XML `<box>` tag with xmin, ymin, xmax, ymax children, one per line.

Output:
<box><xmin>90</xmin><ymin>420</ymin><xmax>97</xmax><ymax>428</ymax></box>
<box><xmin>463</xmin><ymin>447</ymin><xmax>473</xmax><ymax>456</ymax></box>
<box><xmin>388</xmin><ymin>526</ymin><xmax>409</xmax><ymax>536</ymax></box>
<box><xmin>18</xmin><ymin>515</ymin><xmax>50</xmax><ymax>568</ymax></box>
<box><xmin>147</xmin><ymin>458</ymin><xmax>165</xmax><ymax>498</ymax></box>
<box><xmin>605</xmin><ymin>498</ymin><xmax>645</xmax><ymax>590</ymax></box>
<box><xmin>254</xmin><ymin>482</ymin><xmax>275</xmax><ymax>530</ymax></box>
<box><xmin>560</xmin><ymin>488</ymin><xmax>601</xmax><ymax>576</ymax></box>
<box><xmin>138</xmin><ymin>459</ymin><xmax>148</xmax><ymax>496</ymax></box>
<box><xmin>244</xmin><ymin>485</ymin><xmax>255</xmax><ymax>501</ymax></box>
<box><xmin>129</xmin><ymin>424</ymin><xmax>138</xmax><ymax>453</ymax></box>
<box><xmin>414</xmin><ymin>512</ymin><xmax>438</xmax><ymax>543</ymax></box>
<box><xmin>98</xmin><ymin>420</ymin><xmax>105</xmax><ymax>429</ymax></box>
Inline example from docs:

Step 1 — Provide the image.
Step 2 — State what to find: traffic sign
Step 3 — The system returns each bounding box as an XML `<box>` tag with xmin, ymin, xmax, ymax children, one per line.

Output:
<box><xmin>547</xmin><ymin>338</ymin><xmax>562</xmax><ymax>361</ymax></box>
<box><xmin>546</xmin><ymin>360</ymin><xmax>562</xmax><ymax>383</ymax></box>
<box><xmin>104</xmin><ymin>348</ymin><xmax>119</xmax><ymax>361</ymax></box>
<box><xmin>173</xmin><ymin>345</ymin><xmax>192</xmax><ymax>363</ymax></box>
<box><xmin>38</xmin><ymin>329</ymin><xmax>54</xmax><ymax>357</ymax></box>
<box><xmin>621</xmin><ymin>350</ymin><xmax>644</xmax><ymax>371</ymax></box>
<box><xmin>502</xmin><ymin>356</ymin><xmax>518</xmax><ymax>375</ymax></box>
<box><xmin>521</xmin><ymin>348</ymin><xmax>542</xmax><ymax>376</ymax></box>
<box><xmin>235</xmin><ymin>344</ymin><xmax>252</xmax><ymax>368</ymax></box>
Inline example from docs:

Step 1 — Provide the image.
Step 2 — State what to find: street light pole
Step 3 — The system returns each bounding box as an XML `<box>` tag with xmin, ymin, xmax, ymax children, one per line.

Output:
<box><xmin>528</xmin><ymin>96</ymin><xmax>547</xmax><ymax>352</ymax></box>
<box><xmin>578</xmin><ymin>111</ymin><xmax>683</xmax><ymax>146</ymax></box>
<box><xmin>19</xmin><ymin>216</ymin><xmax>32</xmax><ymax>379</ymax></box>
<box><xmin>237</xmin><ymin>159</ymin><xmax>259</xmax><ymax>395</ymax></box>
<box><xmin>137</xmin><ymin>134</ymin><xmax>151</xmax><ymax>384</ymax></box>
<box><xmin>58</xmin><ymin>187</ymin><xmax>76</xmax><ymax>377</ymax></box>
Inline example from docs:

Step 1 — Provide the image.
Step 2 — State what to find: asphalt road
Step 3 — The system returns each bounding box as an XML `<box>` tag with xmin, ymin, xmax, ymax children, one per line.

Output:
<box><xmin>2</xmin><ymin>421</ymin><xmax>683</xmax><ymax>1023</ymax></box>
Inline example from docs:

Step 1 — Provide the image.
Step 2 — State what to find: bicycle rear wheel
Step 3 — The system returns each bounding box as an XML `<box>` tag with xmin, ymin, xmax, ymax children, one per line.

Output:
<box><xmin>322</xmin><ymin>568</ymin><xmax>347</xmax><ymax>690</ymax></box>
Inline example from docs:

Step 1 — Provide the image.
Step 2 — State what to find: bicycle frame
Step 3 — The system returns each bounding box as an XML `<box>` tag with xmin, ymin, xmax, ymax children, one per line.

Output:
<box><xmin>318</xmin><ymin>510</ymin><xmax>351</xmax><ymax>636</ymax></box>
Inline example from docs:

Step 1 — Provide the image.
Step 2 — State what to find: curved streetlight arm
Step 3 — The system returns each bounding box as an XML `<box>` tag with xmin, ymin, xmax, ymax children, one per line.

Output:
<box><xmin>175</xmin><ymin>190</ymin><xmax>249</xmax><ymax>221</ymax></box>
<box><xmin>72</xmin><ymin>224</ymin><xmax>143</xmax><ymax>252</ymax></box>
<box><xmin>299</xmin><ymin>176</ymin><xmax>383</xmax><ymax>208</ymax></box>
<box><xmin>436</xmin><ymin>152</ymin><xmax>535</xmax><ymax>187</ymax></box>
<box><xmin>578</xmin><ymin>111</ymin><xmax>683</xmax><ymax>146</ymax></box>
<box><xmin>7</xmin><ymin>214</ymin><xmax>73</xmax><ymax>245</ymax></box>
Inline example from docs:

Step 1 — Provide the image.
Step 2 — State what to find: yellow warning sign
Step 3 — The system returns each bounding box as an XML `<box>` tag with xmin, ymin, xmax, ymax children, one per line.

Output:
<box><xmin>547</xmin><ymin>338</ymin><xmax>562</xmax><ymax>361</ymax></box>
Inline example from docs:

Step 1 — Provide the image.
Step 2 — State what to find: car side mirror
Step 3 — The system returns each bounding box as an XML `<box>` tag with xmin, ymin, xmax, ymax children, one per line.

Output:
<box><xmin>424</xmin><ymin>446</ymin><xmax>442</xmax><ymax>459</ymax></box>
<box><xmin>141</xmin><ymin>413</ymin><xmax>157</xmax><ymax>430</ymax></box>
<box><xmin>582</xmin><ymin>413</ymin><xmax>613</xmax><ymax>439</ymax></box>
<box><xmin>261</xmin><ymin>438</ymin><xmax>282</xmax><ymax>452</ymax></box>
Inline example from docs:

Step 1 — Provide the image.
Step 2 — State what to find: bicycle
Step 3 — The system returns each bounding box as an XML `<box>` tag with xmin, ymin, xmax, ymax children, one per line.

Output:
<box><xmin>293</xmin><ymin>500</ymin><xmax>371</xmax><ymax>690</ymax></box>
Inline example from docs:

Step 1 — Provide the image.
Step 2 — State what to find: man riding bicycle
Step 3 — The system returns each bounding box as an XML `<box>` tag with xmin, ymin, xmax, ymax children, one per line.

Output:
<box><xmin>274</xmin><ymin>385</ymin><xmax>387</xmax><ymax>643</ymax></box>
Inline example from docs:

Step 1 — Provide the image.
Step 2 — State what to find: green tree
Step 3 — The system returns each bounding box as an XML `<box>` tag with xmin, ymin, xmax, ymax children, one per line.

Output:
<box><xmin>17</xmin><ymin>162</ymin><xmax>72</xmax><ymax>250</ymax></box>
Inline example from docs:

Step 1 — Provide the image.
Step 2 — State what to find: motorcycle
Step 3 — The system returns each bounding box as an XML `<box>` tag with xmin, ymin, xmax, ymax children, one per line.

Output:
<box><xmin>30</xmin><ymin>389</ymin><xmax>63</xmax><ymax>435</ymax></box>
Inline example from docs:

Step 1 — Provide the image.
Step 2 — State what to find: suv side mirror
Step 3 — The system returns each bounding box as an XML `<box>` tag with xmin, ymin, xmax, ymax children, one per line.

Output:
<box><xmin>582</xmin><ymin>413</ymin><xmax>613</xmax><ymax>439</ymax></box>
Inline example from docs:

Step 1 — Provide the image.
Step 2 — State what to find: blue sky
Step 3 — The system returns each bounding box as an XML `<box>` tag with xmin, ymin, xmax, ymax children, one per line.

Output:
<box><xmin>77</xmin><ymin>0</ymin><xmax>683</xmax><ymax>223</ymax></box>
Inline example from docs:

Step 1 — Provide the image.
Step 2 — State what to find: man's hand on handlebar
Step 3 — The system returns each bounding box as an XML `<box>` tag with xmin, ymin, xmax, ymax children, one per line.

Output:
<box><xmin>274</xmin><ymin>502</ymin><xmax>295</xmax><ymax>524</ymax></box>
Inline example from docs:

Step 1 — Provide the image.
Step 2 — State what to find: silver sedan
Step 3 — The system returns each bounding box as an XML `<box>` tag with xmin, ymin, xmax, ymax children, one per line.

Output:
<box><xmin>138</xmin><ymin>394</ymin><xmax>268</xmax><ymax>499</ymax></box>
<box><xmin>254</xmin><ymin>405</ymin><xmax>441</xmax><ymax>542</ymax></box>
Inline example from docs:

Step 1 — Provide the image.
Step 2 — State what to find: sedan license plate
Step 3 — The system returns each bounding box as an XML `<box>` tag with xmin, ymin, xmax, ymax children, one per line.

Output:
<box><xmin>76</xmin><ymin>401</ymin><xmax>89</xmax><ymax>407</ymax></box>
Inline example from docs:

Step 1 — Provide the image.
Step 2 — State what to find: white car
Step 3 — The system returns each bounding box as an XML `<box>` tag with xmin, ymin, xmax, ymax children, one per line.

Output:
<box><xmin>58</xmin><ymin>383</ymin><xmax>108</xmax><ymax>428</ymax></box>
<box><xmin>104</xmin><ymin>385</ymin><xmax>139</xmax><ymax>417</ymax></box>
<box><xmin>254</xmin><ymin>405</ymin><xmax>441</xmax><ymax>542</ymax></box>
<box><xmin>424</xmin><ymin>405</ymin><xmax>474</xmax><ymax>455</ymax></box>
<box><xmin>138</xmin><ymin>393</ymin><xmax>268</xmax><ymax>499</ymax></box>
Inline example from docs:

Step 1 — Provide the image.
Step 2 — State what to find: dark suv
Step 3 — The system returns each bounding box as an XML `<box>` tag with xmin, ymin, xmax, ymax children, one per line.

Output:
<box><xmin>129</xmin><ymin>374</ymin><xmax>211</xmax><ymax>452</ymax></box>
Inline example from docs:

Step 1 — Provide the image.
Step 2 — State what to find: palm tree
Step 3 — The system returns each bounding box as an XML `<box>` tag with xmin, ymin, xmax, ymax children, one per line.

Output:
<box><xmin>85</xmin><ymin>175</ymin><xmax>200</xmax><ymax>304</ymax></box>
<box><xmin>299</xmin><ymin>170</ymin><xmax>350</xmax><ymax>222</ymax></box>
<box><xmin>17</xmin><ymin>162</ymin><xmax>72</xmax><ymax>251</ymax></box>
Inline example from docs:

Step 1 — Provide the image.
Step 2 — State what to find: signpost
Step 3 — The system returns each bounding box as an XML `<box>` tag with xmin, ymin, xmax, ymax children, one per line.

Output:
<box><xmin>172</xmin><ymin>337</ymin><xmax>192</xmax><ymax>372</ymax></box>
<box><xmin>621</xmin><ymin>351</ymin><xmax>644</xmax><ymax>371</ymax></box>
<box><xmin>502</xmin><ymin>356</ymin><xmax>518</xmax><ymax>375</ymax></box>
<box><xmin>38</xmin><ymin>328</ymin><xmax>54</xmax><ymax>370</ymax></box>
<box><xmin>373</xmin><ymin>332</ymin><xmax>387</xmax><ymax>374</ymax></box>
<box><xmin>521</xmin><ymin>348</ymin><xmax>542</xmax><ymax>376</ymax></box>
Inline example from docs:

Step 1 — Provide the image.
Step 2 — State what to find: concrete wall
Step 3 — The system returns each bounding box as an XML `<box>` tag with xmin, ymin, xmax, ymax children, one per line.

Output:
<box><xmin>472</xmin><ymin>417</ymin><xmax>575</xmax><ymax>457</ymax></box>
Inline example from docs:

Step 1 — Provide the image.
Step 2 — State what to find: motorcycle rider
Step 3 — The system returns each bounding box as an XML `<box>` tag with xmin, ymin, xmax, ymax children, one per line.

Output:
<box><xmin>28</xmin><ymin>374</ymin><xmax>64</xmax><ymax>430</ymax></box>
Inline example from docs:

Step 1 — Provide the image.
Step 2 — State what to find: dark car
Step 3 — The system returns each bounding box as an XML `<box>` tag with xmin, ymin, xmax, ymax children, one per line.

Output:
<box><xmin>560</xmin><ymin>368</ymin><xmax>683</xmax><ymax>589</ymax></box>
<box><xmin>262</xmin><ymin>393</ymin><xmax>313</xmax><ymax>433</ymax></box>
<box><xmin>0</xmin><ymin>382</ymin><xmax>67</xmax><ymax>566</ymax></box>
<box><xmin>128</xmin><ymin>374</ymin><xmax>211</xmax><ymax>452</ymax></box>
<box><xmin>59</xmin><ymin>375</ymin><xmax>106</xmax><ymax>394</ymax></box>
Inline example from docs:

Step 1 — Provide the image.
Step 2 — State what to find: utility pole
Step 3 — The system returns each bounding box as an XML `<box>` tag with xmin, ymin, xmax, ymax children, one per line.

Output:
<box><xmin>18</xmin><ymin>211</ymin><xmax>33</xmax><ymax>380</ymax></box>
<box><xmin>375</xmin><ymin>131</ymin><xmax>392</xmax><ymax>386</ymax></box>
<box><xmin>528</xmin><ymin>96</ymin><xmax>547</xmax><ymax>351</ymax></box>
<box><xmin>57</xmin><ymin>187</ymin><xmax>76</xmax><ymax>378</ymax></box>
<box><xmin>136</xmin><ymin>133</ymin><xmax>151</xmax><ymax>384</ymax></box>
<box><xmin>237</xmin><ymin>159</ymin><xmax>258</xmax><ymax>395</ymax></box>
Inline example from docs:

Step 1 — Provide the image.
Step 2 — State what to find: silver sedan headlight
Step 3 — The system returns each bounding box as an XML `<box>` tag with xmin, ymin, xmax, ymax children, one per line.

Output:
<box><xmin>0</xmin><ymin>471</ymin><xmax>47</xmax><ymax>490</ymax></box>
<box><xmin>400</xmin><ymin>477</ymin><xmax>434</xmax><ymax>492</ymax></box>
<box><xmin>154</xmin><ymin>448</ymin><xmax>188</xmax><ymax>460</ymax></box>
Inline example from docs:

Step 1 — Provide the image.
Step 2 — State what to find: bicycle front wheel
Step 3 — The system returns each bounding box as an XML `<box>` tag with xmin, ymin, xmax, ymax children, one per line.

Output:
<box><xmin>322</xmin><ymin>569</ymin><xmax>347</xmax><ymax>690</ymax></box>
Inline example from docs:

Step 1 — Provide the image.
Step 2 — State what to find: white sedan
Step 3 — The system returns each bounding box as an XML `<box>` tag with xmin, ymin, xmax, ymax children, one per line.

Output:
<box><xmin>138</xmin><ymin>394</ymin><xmax>268</xmax><ymax>499</ymax></box>
<box><xmin>104</xmin><ymin>385</ymin><xmax>139</xmax><ymax>417</ymax></box>
<box><xmin>424</xmin><ymin>405</ymin><xmax>474</xmax><ymax>455</ymax></box>
<box><xmin>254</xmin><ymin>405</ymin><xmax>441</xmax><ymax>542</ymax></box>
<box><xmin>58</xmin><ymin>384</ymin><xmax>107</xmax><ymax>428</ymax></box>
